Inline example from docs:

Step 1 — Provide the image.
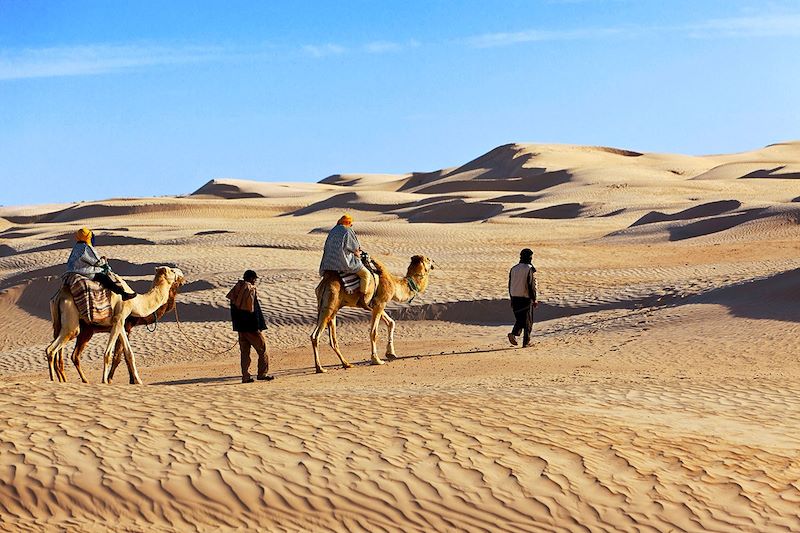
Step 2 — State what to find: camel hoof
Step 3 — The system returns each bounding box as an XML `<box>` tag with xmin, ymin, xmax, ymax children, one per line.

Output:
<box><xmin>370</xmin><ymin>358</ymin><xmax>385</xmax><ymax>366</ymax></box>
<box><xmin>342</xmin><ymin>363</ymin><xmax>353</xmax><ymax>369</ymax></box>
<box><xmin>386</xmin><ymin>353</ymin><xmax>397</xmax><ymax>361</ymax></box>
<box><xmin>316</xmin><ymin>367</ymin><xmax>327</xmax><ymax>374</ymax></box>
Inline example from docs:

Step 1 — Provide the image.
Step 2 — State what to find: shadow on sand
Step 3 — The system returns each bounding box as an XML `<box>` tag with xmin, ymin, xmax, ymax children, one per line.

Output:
<box><xmin>139</xmin><ymin>269</ymin><xmax>800</xmax><ymax>386</ymax></box>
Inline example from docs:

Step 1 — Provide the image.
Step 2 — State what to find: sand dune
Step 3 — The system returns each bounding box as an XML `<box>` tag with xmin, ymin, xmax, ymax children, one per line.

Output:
<box><xmin>318</xmin><ymin>173</ymin><xmax>409</xmax><ymax>190</ymax></box>
<box><xmin>192</xmin><ymin>178</ymin><xmax>339</xmax><ymax>199</ymax></box>
<box><xmin>610</xmin><ymin>205</ymin><xmax>800</xmax><ymax>242</ymax></box>
<box><xmin>2</xmin><ymin>141</ymin><xmax>800</xmax><ymax>531</ymax></box>
<box><xmin>631</xmin><ymin>200</ymin><xmax>743</xmax><ymax>226</ymax></box>
<box><xmin>696</xmin><ymin>267</ymin><xmax>800</xmax><ymax>321</ymax></box>
<box><xmin>512</xmin><ymin>202</ymin><xmax>588</xmax><ymax>219</ymax></box>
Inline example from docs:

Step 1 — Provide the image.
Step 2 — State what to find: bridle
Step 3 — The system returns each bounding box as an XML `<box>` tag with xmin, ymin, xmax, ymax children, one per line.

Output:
<box><xmin>406</xmin><ymin>275</ymin><xmax>420</xmax><ymax>303</ymax></box>
<box><xmin>406</xmin><ymin>257</ymin><xmax>435</xmax><ymax>303</ymax></box>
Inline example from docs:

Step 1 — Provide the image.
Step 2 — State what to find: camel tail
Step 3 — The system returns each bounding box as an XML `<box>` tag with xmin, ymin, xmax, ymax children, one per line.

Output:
<box><xmin>50</xmin><ymin>292</ymin><xmax>61</xmax><ymax>339</ymax></box>
<box><xmin>315</xmin><ymin>277</ymin><xmax>331</xmax><ymax>325</ymax></box>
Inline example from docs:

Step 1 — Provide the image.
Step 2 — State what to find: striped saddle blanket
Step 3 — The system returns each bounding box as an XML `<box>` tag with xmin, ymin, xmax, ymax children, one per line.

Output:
<box><xmin>339</xmin><ymin>272</ymin><xmax>361</xmax><ymax>293</ymax></box>
<box><xmin>64</xmin><ymin>274</ymin><xmax>113</xmax><ymax>324</ymax></box>
<box><xmin>339</xmin><ymin>270</ymin><xmax>378</xmax><ymax>295</ymax></box>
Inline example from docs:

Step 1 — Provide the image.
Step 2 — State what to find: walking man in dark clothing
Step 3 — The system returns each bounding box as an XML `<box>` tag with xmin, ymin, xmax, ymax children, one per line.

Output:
<box><xmin>508</xmin><ymin>248</ymin><xmax>538</xmax><ymax>347</ymax></box>
<box><xmin>226</xmin><ymin>269</ymin><xmax>273</xmax><ymax>383</ymax></box>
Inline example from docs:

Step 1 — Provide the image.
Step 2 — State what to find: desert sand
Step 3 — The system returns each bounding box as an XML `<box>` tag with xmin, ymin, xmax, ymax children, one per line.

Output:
<box><xmin>1</xmin><ymin>142</ymin><xmax>799</xmax><ymax>532</ymax></box>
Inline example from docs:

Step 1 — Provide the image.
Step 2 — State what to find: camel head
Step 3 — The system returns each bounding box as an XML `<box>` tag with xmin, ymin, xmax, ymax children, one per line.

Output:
<box><xmin>154</xmin><ymin>266</ymin><xmax>184</xmax><ymax>286</ymax></box>
<box><xmin>407</xmin><ymin>255</ymin><xmax>435</xmax><ymax>277</ymax></box>
<box><xmin>167</xmin><ymin>267</ymin><xmax>185</xmax><ymax>297</ymax></box>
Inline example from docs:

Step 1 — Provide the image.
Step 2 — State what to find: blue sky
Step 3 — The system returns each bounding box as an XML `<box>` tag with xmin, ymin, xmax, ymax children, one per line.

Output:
<box><xmin>1</xmin><ymin>0</ymin><xmax>799</xmax><ymax>206</ymax></box>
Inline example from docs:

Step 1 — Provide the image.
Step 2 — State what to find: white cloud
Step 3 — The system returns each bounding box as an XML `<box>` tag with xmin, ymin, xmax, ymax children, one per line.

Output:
<box><xmin>364</xmin><ymin>41</ymin><xmax>403</xmax><ymax>54</ymax></box>
<box><xmin>464</xmin><ymin>12</ymin><xmax>800</xmax><ymax>48</ymax></box>
<box><xmin>363</xmin><ymin>39</ymin><xmax>421</xmax><ymax>54</ymax></box>
<box><xmin>0</xmin><ymin>43</ymin><xmax>227</xmax><ymax>81</ymax></box>
<box><xmin>685</xmin><ymin>13</ymin><xmax>800</xmax><ymax>38</ymax></box>
<box><xmin>301</xmin><ymin>43</ymin><xmax>346</xmax><ymax>58</ymax></box>
<box><xmin>466</xmin><ymin>27</ymin><xmax>625</xmax><ymax>48</ymax></box>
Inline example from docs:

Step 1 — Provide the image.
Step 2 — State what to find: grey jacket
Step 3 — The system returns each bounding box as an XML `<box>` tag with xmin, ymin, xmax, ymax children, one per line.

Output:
<box><xmin>508</xmin><ymin>262</ymin><xmax>538</xmax><ymax>300</ymax></box>
<box><xmin>319</xmin><ymin>224</ymin><xmax>363</xmax><ymax>276</ymax></box>
<box><xmin>65</xmin><ymin>242</ymin><xmax>106</xmax><ymax>278</ymax></box>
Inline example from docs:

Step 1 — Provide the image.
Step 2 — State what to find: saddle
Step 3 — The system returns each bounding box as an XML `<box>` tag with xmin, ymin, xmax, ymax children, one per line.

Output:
<box><xmin>338</xmin><ymin>270</ymin><xmax>379</xmax><ymax>295</ymax></box>
<box><xmin>63</xmin><ymin>273</ymin><xmax>113</xmax><ymax>324</ymax></box>
<box><xmin>339</xmin><ymin>272</ymin><xmax>362</xmax><ymax>294</ymax></box>
<box><xmin>338</xmin><ymin>251</ymin><xmax>379</xmax><ymax>295</ymax></box>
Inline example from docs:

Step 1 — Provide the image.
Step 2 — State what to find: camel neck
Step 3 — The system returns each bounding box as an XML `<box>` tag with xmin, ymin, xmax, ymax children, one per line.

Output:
<box><xmin>393</xmin><ymin>271</ymin><xmax>426</xmax><ymax>303</ymax></box>
<box><xmin>129</xmin><ymin>276</ymin><xmax>171</xmax><ymax>317</ymax></box>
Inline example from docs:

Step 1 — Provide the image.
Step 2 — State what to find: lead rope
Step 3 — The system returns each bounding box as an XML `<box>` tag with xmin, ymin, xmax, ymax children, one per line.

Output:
<box><xmin>172</xmin><ymin>302</ymin><xmax>239</xmax><ymax>355</ymax></box>
<box><xmin>146</xmin><ymin>311</ymin><xmax>158</xmax><ymax>333</ymax></box>
<box><xmin>406</xmin><ymin>276</ymin><xmax>420</xmax><ymax>303</ymax></box>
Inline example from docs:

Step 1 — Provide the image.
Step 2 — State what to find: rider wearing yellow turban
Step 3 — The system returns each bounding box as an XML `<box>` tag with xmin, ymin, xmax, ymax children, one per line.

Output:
<box><xmin>319</xmin><ymin>214</ymin><xmax>374</xmax><ymax>308</ymax></box>
<box><xmin>65</xmin><ymin>228</ymin><xmax>136</xmax><ymax>299</ymax></box>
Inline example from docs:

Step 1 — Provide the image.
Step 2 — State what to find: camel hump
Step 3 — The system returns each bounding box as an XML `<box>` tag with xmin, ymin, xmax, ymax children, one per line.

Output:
<box><xmin>368</xmin><ymin>258</ymin><xmax>385</xmax><ymax>275</ymax></box>
<box><xmin>321</xmin><ymin>270</ymin><xmax>343</xmax><ymax>284</ymax></box>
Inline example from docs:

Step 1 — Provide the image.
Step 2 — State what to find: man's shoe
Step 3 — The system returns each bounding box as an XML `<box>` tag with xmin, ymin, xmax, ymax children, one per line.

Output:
<box><xmin>522</xmin><ymin>342</ymin><xmax>531</xmax><ymax>348</ymax></box>
<box><xmin>242</xmin><ymin>377</ymin><xmax>254</xmax><ymax>383</ymax></box>
<box><xmin>256</xmin><ymin>375</ymin><xmax>275</xmax><ymax>381</ymax></box>
<box><xmin>507</xmin><ymin>333</ymin><xmax>518</xmax><ymax>346</ymax></box>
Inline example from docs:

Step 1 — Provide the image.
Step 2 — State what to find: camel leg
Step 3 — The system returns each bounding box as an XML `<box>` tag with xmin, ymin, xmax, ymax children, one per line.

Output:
<box><xmin>311</xmin><ymin>310</ymin><xmax>335</xmax><ymax>374</ymax></box>
<box><xmin>46</xmin><ymin>344</ymin><xmax>58</xmax><ymax>382</ymax></box>
<box><xmin>381</xmin><ymin>311</ymin><xmax>397</xmax><ymax>360</ymax></box>
<box><xmin>311</xmin><ymin>321</ymin><xmax>328</xmax><ymax>374</ymax></box>
<box><xmin>70</xmin><ymin>329</ymin><xmax>93</xmax><ymax>384</ymax></box>
<box><xmin>119</xmin><ymin>330</ymin><xmax>142</xmax><ymax>385</ymax></box>
<box><xmin>46</xmin><ymin>314</ymin><xmax>79</xmax><ymax>383</ymax></box>
<box><xmin>369</xmin><ymin>308</ymin><xmax>385</xmax><ymax>366</ymax></box>
<box><xmin>107</xmin><ymin>335</ymin><xmax>131</xmax><ymax>384</ymax></box>
<box><xmin>46</xmin><ymin>332</ymin><xmax>76</xmax><ymax>383</ymax></box>
<box><xmin>327</xmin><ymin>316</ymin><xmax>352</xmax><ymax>369</ymax></box>
<box><xmin>55</xmin><ymin>347</ymin><xmax>67</xmax><ymax>382</ymax></box>
<box><xmin>102</xmin><ymin>319</ymin><xmax>125</xmax><ymax>384</ymax></box>
<box><xmin>49</xmin><ymin>298</ymin><xmax>70</xmax><ymax>382</ymax></box>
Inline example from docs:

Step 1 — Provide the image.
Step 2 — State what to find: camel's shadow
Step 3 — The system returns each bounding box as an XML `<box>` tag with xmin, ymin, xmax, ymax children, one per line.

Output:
<box><xmin>148</xmin><ymin>349</ymin><xmax>515</xmax><ymax>386</ymax></box>
<box><xmin>150</xmin><ymin>365</ymin><xmax>325</xmax><ymax>386</ymax></box>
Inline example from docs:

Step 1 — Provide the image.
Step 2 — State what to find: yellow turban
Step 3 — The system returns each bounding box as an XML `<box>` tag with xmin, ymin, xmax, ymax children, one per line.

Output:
<box><xmin>75</xmin><ymin>228</ymin><xmax>93</xmax><ymax>243</ymax></box>
<box><xmin>337</xmin><ymin>214</ymin><xmax>353</xmax><ymax>226</ymax></box>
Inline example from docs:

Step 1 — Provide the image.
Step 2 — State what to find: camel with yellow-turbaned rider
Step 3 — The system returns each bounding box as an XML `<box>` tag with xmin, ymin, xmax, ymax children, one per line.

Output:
<box><xmin>50</xmin><ymin>272</ymin><xmax>185</xmax><ymax>383</ymax></box>
<box><xmin>46</xmin><ymin>266</ymin><xmax>184</xmax><ymax>384</ymax></box>
<box><xmin>311</xmin><ymin>255</ymin><xmax>434</xmax><ymax>373</ymax></box>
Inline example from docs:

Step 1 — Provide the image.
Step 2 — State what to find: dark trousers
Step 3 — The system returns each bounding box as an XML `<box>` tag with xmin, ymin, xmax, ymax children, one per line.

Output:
<box><xmin>94</xmin><ymin>272</ymin><xmax>127</xmax><ymax>295</ymax></box>
<box><xmin>239</xmin><ymin>331</ymin><xmax>268</xmax><ymax>379</ymax></box>
<box><xmin>510</xmin><ymin>296</ymin><xmax>534</xmax><ymax>345</ymax></box>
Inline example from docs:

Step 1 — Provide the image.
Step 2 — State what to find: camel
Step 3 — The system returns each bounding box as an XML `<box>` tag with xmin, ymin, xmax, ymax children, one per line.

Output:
<box><xmin>311</xmin><ymin>255</ymin><xmax>434</xmax><ymax>373</ymax></box>
<box><xmin>50</xmin><ymin>274</ymin><xmax>185</xmax><ymax>384</ymax></box>
<box><xmin>46</xmin><ymin>266</ymin><xmax>184</xmax><ymax>384</ymax></box>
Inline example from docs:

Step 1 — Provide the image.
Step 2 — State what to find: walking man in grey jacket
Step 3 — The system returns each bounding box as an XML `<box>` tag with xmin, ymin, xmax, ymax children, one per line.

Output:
<box><xmin>508</xmin><ymin>248</ymin><xmax>538</xmax><ymax>347</ymax></box>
